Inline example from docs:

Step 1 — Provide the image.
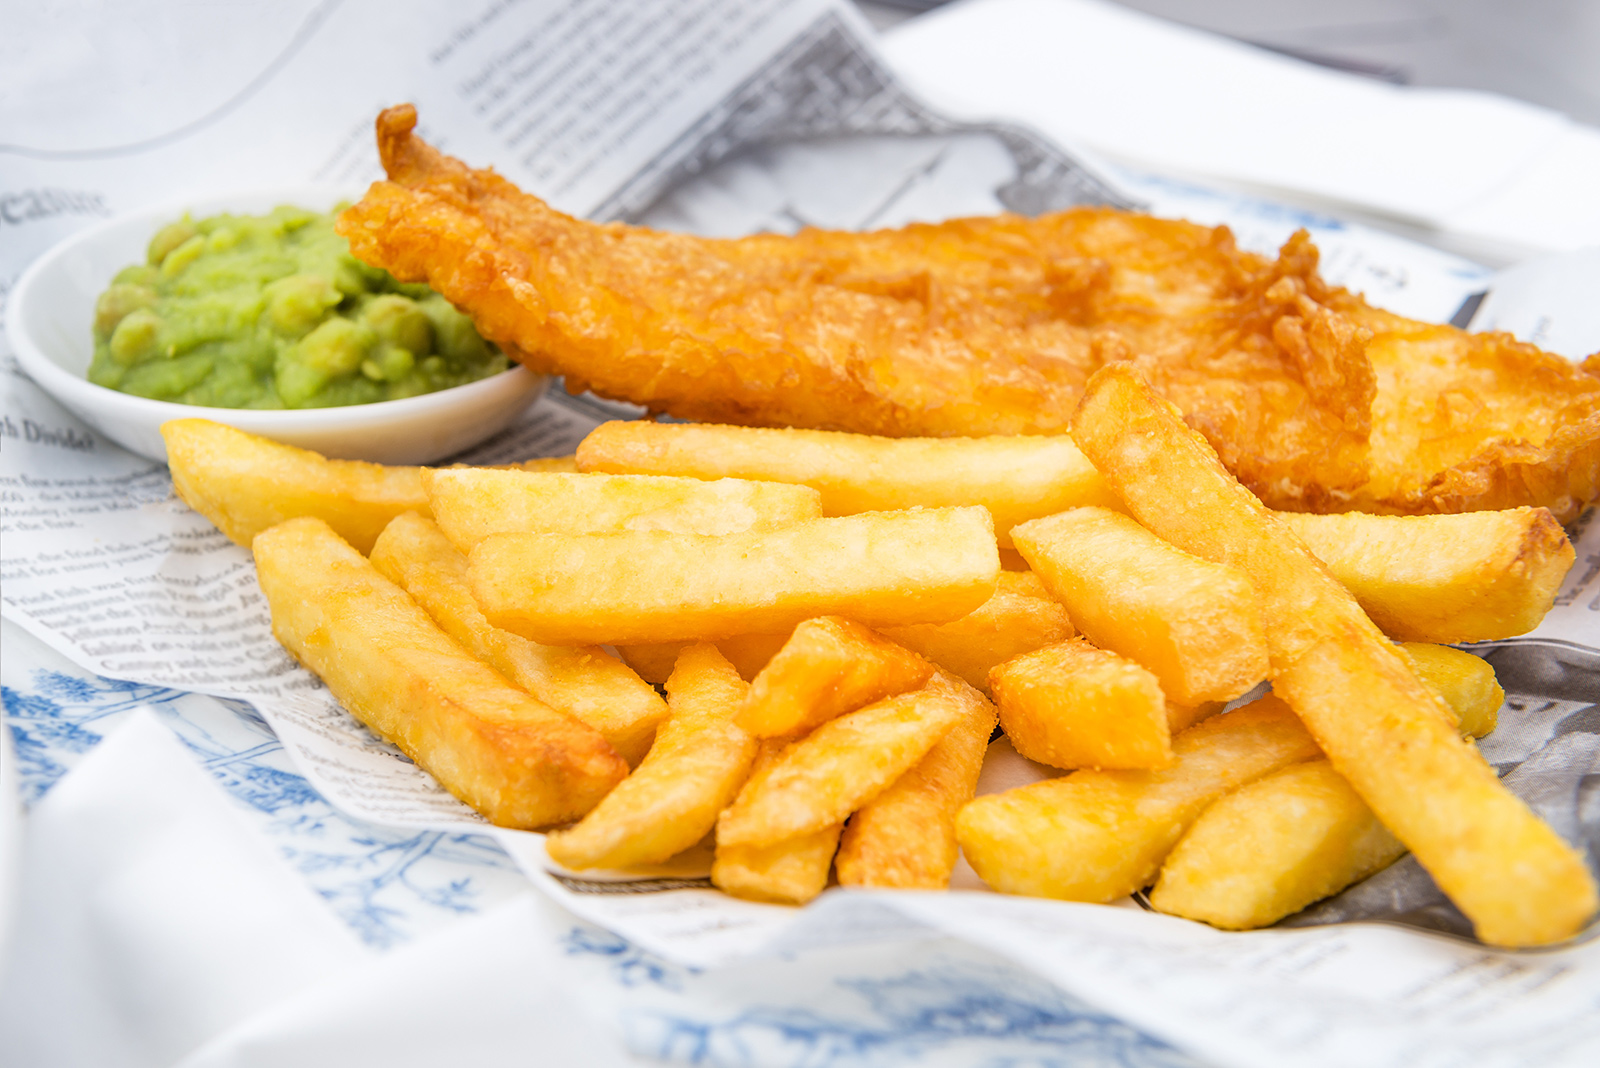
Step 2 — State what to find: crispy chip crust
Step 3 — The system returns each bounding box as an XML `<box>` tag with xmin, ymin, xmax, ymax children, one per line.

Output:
<box><xmin>339</xmin><ymin>105</ymin><xmax>1600</xmax><ymax>518</ymax></box>
<box><xmin>545</xmin><ymin>643</ymin><xmax>757</xmax><ymax>870</ymax></box>
<box><xmin>1072</xmin><ymin>366</ymin><xmax>1597</xmax><ymax>946</ymax></box>
<box><xmin>254</xmin><ymin>517</ymin><xmax>627</xmax><ymax>828</ymax></box>
<box><xmin>369</xmin><ymin>512</ymin><xmax>667</xmax><ymax>765</ymax></box>
<box><xmin>836</xmin><ymin>675</ymin><xmax>996</xmax><ymax>889</ymax></box>
<box><xmin>739</xmin><ymin>616</ymin><xmax>933</xmax><ymax>738</ymax></box>
<box><xmin>957</xmin><ymin>698</ymin><xmax>1321</xmax><ymax>902</ymax></box>
<box><xmin>165</xmin><ymin>418</ymin><xmax>427</xmax><ymax>553</ymax></box>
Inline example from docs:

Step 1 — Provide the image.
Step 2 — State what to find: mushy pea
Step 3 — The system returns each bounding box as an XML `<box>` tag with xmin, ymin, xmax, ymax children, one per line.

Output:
<box><xmin>88</xmin><ymin>205</ymin><xmax>507</xmax><ymax>408</ymax></box>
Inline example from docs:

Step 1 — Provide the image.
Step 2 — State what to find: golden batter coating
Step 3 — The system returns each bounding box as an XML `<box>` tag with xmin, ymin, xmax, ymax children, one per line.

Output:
<box><xmin>339</xmin><ymin>104</ymin><xmax>1600</xmax><ymax>518</ymax></box>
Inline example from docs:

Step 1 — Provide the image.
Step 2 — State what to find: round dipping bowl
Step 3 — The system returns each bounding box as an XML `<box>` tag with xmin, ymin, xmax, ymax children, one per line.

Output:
<box><xmin>6</xmin><ymin>186</ymin><xmax>547</xmax><ymax>465</ymax></box>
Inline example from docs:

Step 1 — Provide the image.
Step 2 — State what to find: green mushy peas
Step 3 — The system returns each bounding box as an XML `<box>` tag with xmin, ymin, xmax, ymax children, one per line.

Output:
<box><xmin>89</xmin><ymin>205</ymin><xmax>507</xmax><ymax>408</ymax></box>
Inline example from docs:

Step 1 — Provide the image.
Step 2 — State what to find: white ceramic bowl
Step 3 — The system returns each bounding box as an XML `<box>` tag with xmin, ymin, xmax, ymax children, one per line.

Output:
<box><xmin>6</xmin><ymin>186</ymin><xmax>546</xmax><ymax>465</ymax></box>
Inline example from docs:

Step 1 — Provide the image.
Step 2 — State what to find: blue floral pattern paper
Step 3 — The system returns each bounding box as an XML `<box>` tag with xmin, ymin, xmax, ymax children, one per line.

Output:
<box><xmin>2</xmin><ymin>621</ymin><xmax>530</xmax><ymax>950</ymax></box>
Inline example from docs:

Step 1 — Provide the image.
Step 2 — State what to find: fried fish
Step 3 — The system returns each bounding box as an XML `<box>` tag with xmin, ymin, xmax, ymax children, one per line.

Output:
<box><xmin>339</xmin><ymin>105</ymin><xmax>1600</xmax><ymax>518</ymax></box>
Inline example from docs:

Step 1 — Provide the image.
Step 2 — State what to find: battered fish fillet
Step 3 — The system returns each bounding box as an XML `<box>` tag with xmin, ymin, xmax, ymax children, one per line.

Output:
<box><xmin>339</xmin><ymin>105</ymin><xmax>1600</xmax><ymax>518</ymax></box>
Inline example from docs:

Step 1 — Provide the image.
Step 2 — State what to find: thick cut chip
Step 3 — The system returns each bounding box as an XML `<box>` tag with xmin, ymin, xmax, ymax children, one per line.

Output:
<box><xmin>468</xmin><ymin>507</ymin><xmax>1000</xmax><ymax>646</ymax></box>
<box><xmin>1403</xmin><ymin>642</ymin><xmax>1504</xmax><ymax>739</ymax></box>
<box><xmin>717</xmin><ymin>673</ymin><xmax>971</xmax><ymax>849</ymax></box>
<box><xmin>253</xmin><ymin>517</ymin><xmax>627</xmax><ymax>828</ymax></box>
<box><xmin>881</xmin><ymin>571</ymin><xmax>1074</xmax><ymax>693</ymax></box>
<box><xmin>576</xmin><ymin>421</ymin><xmax>1122</xmax><ymax>547</ymax></box>
<box><xmin>1276</xmin><ymin>630</ymin><xmax>1596</xmax><ymax>947</ymax></box>
<box><xmin>545</xmin><ymin>644</ymin><xmax>758</xmax><ymax>870</ymax></box>
<box><xmin>956</xmin><ymin>697</ymin><xmax>1321</xmax><ymax>902</ymax></box>
<box><xmin>1149</xmin><ymin>759</ymin><xmax>1406</xmax><ymax>930</ymax></box>
<box><xmin>1153</xmin><ymin>651</ymin><xmax>1507</xmax><ymax>930</ymax></box>
<box><xmin>1072</xmin><ymin>366</ymin><xmax>1377</xmax><ymax>667</ymax></box>
<box><xmin>1275</xmin><ymin>508</ymin><xmax>1574</xmax><ymax>643</ymax></box>
<box><xmin>1167</xmin><ymin>701</ymin><xmax>1224</xmax><ymax>734</ymax></box>
<box><xmin>1013</xmin><ymin>507</ymin><xmax>1268</xmax><ymax>705</ymax></box>
<box><xmin>619</xmin><ymin>633</ymin><xmax>790</xmax><ymax>686</ymax></box>
<box><xmin>615</xmin><ymin>643</ymin><xmax>681</xmax><ymax>688</ymax></box>
<box><xmin>512</xmin><ymin>455</ymin><xmax>579</xmax><ymax>472</ymax></box>
<box><xmin>990</xmin><ymin>638</ymin><xmax>1173</xmax><ymax>770</ymax></box>
<box><xmin>712</xmin><ymin>825</ymin><xmax>843</xmax><ymax>905</ymax></box>
<box><xmin>423</xmin><ymin>467</ymin><xmax>821</xmax><ymax>554</ymax></box>
<box><xmin>738</xmin><ymin>617</ymin><xmax>933</xmax><ymax>737</ymax></box>
<box><xmin>835</xmin><ymin>677</ymin><xmax>997</xmax><ymax>889</ymax></box>
<box><xmin>712</xmin><ymin>736</ymin><xmax>840</xmax><ymax>904</ymax></box>
<box><xmin>164</xmin><ymin>418</ymin><xmax>427</xmax><ymax>553</ymax></box>
<box><xmin>1072</xmin><ymin>365</ymin><xmax>1597</xmax><ymax>946</ymax></box>
<box><xmin>369</xmin><ymin>512</ymin><xmax>667</xmax><ymax>765</ymax></box>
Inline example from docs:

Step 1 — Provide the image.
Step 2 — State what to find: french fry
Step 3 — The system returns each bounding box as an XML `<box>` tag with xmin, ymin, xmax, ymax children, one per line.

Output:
<box><xmin>468</xmin><ymin>507</ymin><xmax>1000</xmax><ymax>646</ymax></box>
<box><xmin>512</xmin><ymin>455</ymin><xmax>579</xmax><ymax>472</ymax></box>
<box><xmin>369</xmin><ymin>512</ymin><xmax>668</xmax><ymax>765</ymax></box>
<box><xmin>989</xmin><ymin>638</ymin><xmax>1173</xmax><ymax>770</ymax></box>
<box><xmin>616</xmin><ymin>643</ymin><xmax>681</xmax><ymax>687</ymax></box>
<box><xmin>717</xmin><ymin>633</ymin><xmax>791</xmax><ymax>680</ymax></box>
<box><xmin>576</xmin><ymin>421</ymin><xmax>1122</xmax><ymax>548</ymax></box>
<box><xmin>164</xmin><ymin>418</ymin><xmax>427</xmax><ymax>553</ymax></box>
<box><xmin>881</xmin><ymin>571</ymin><xmax>1074</xmax><ymax>693</ymax></box>
<box><xmin>717</xmin><ymin>673</ymin><xmax>972</xmax><ymax>849</ymax></box>
<box><xmin>956</xmin><ymin>696</ymin><xmax>1321</xmax><ymax>902</ymax></box>
<box><xmin>712</xmin><ymin>736</ymin><xmax>840</xmax><ymax>904</ymax></box>
<box><xmin>422</xmin><ymin>467</ymin><xmax>822</xmax><ymax>554</ymax></box>
<box><xmin>1071</xmin><ymin>365</ymin><xmax>1597</xmax><ymax>946</ymax></box>
<box><xmin>1275</xmin><ymin>630</ymin><xmax>1596</xmax><ymax>946</ymax></box>
<box><xmin>1149</xmin><ymin>759</ymin><xmax>1406</xmax><ymax>930</ymax></box>
<box><xmin>1402</xmin><ymin>642</ymin><xmax>1504</xmax><ymax>739</ymax></box>
<box><xmin>619</xmin><ymin>632</ymin><xmax>791</xmax><ymax>686</ymax></box>
<box><xmin>1149</xmin><ymin>652</ymin><xmax>1504</xmax><ymax>930</ymax></box>
<box><xmin>738</xmin><ymin>617</ymin><xmax>933</xmax><ymax>737</ymax></box>
<box><xmin>835</xmin><ymin>676</ymin><xmax>997</xmax><ymax>889</ymax></box>
<box><xmin>1275</xmin><ymin>508</ymin><xmax>1574</xmax><ymax>643</ymax></box>
<box><xmin>545</xmin><ymin>644</ymin><xmax>759</xmax><ymax>870</ymax></box>
<box><xmin>1166</xmin><ymin>701</ymin><xmax>1224</xmax><ymax>734</ymax></box>
<box><xmin>1012</xmin><ymin>507</ymin><xmax>1268</xmax><ymax>705</ymax></box>
<box><xmin>253</xmin><ymin>517</ymin><xmax>627</xmax><ymax>828</ymax></box>
<box><xmin>1070</xmin><ymin>367</ymin><xmax>1393</xmax><ymax>665</ymax></box>
<box><xmin>712</xmin><ymin>824</ymin><xmax>843</xmax><ymax>905</ymax></box>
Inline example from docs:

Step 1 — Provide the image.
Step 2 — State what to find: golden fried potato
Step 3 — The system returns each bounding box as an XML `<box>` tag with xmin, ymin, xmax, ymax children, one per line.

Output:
<box><xmin>468</xmin><ymin>507</ymin><xmax>1000</xmax><ymax>645</ymax></box>
<box><xmin>253</xmin><ymin>517</ymin><xmax>626</xmax><ymax>828</ymax></box>
<box><xmin>835</xmin><ymin>677</ymin><xmax>996</xmax><ymax>889</ymax></box>
<box><xmin>369</xmin><ymin>512</ymin><xmax>667</xmax><ymax>765</ymax></box>
<box><xmin>738</xmin><ymin>616</ymin><xmax>933</xmax><ymax>738</ymax></box>
<box><xmin>1152</xmin><ymin>649</ymin><xmax>1503</xmax><ymax>929</ymax></box>
<box><xmin>1149</xmin><ymin>759</ymin><xmax>1405</xmax><ymax>929</ymax></box>
<box><xmin>164</xmin><ymin>418</ymin><xmax>427</xmax><ymax>553</ymax></box>
<box><xmin>956</xmin><ymin>697</ymin><xmax>1321</xmax><ymax>902</ymax></box>
<box><xmin>1166</xmin><ymin>701</ymin><xmax>1224</xmax><ymax>734</ymax></box>
<box><xmin>716</xmin><ymin>632</ymin><xmax>791</xmax><ymax>680</ymax></box>
<box><xmin>576</xmin><ymin>421</ymin><xmax>1122</xmax><ymax>548</ymax></box>
<box><xmin>881</xmin><ymin>571</ymin><xmax>1074</xmax><ymax>693</ymax></box>
<box><xmin>512</xmin><ymin>455</ymin><xmax>579</xmax><ymax>472</ymax></box>
<box><xmin>717</xmin><ymin>673</ymin><xmax>972</xmax><ymax>849</ymax></box>
<box><xmin>1276</xmin><ymin>631</ymin><xmax>1596</xmax><ymax>946</ymax></box>
<box><xmin>619</xmin><ymin>632</ymin><xmax>791</xmax><ymax>687</ymax></box>
<box><xmin>712</xmin><ymin>825</ymin><xmax>843</xmax><ymax>905</ymax></box>
<box><xmin>989</xmin><ymin>638</ymin><xmax>1173</xmax><ymax>770</ymax></box>
<box><xmin>1403</xmin><ymin>642</ymin><xmax>1504</xmax><ymax>739</ymax></box>
<box><xmin>545</xmin><ymin>644</ymin><xmax>758</xmax><ymax>870</ymax></box>
<box><xmin>1072</xmin><ymin>365</ymin><xmax>1597</xmax><ymax>946</ymax></box>
<box><xmin>712</xmin><ymin>736</ymin><xmax>840</xmax><ymax>904</ymax></box>
<box><xmin>1275</xmin><ymin>508</ymin><xmax>1573</xmax><ymax>643</ymax></box>
<box><xmin>1072</xmin><ymin>369</ymin><xmax>1375</xmax><ymax>668</ymax></box>
<box><xmin>615</xmin><ymin>643</ymin><xmax>681</xmax><ymax>687</ymax></box>
<box><xmin>423</xmin><ymin>467</ymin><xmax>822</xmax><ymax>554</ymax></box>
<box><xmin>1012</xmin><ymin>507</ymin><xmax>1268</xmax><ymax>705</ymax></box>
